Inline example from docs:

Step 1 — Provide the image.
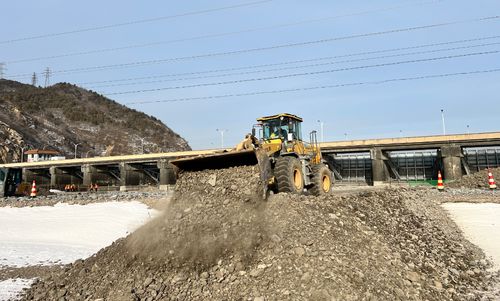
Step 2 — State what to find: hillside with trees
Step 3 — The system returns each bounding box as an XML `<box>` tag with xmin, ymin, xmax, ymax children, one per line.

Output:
<box><xmin>0</xmin><ymin>79</ymin><xmax>190</xmax><ymax>163</ymax></box>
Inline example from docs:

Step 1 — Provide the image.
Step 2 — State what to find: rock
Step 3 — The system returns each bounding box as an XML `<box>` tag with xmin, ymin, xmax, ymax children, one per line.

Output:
<box><xmin>172</xmin><ymin>273</ymin><xmax>187</xmax><ymax>284</ymax></box>
<box><xmin>434</xmin><ymin>281</ymin><xmax>443</xmax><ymax>290</ymax></box>
<box><xmin>293</xmin><ymin>247</ymin><xmax>306</xmax><ymax>256</ymax></box>
<box><xmin>207</xmin><ymin>175</ymin><xmax>217</xmax><ymax>187</ymax></box>
<box><xmin>143</xmin><ymin>277</ymin><xmax>153</xmax><ymax>287</ymax></box>
<box><xmin>249</xmin><ymin>269</ymin><xmax>263</xmax><ymax>278</ymax></box>
<box><xmin>270</xmin><ymin>234</ymin><xmax>281</xmax><ymax>243</ymax></box>
<box><xmin>301</xmin><ymin>272</ymin><xmax>311</xmax><ymax>283</ymax></box>
<box><xmin>235</xmin><ymin>262</ymin><xmax>244</xmax><ymax>272</ymax></box>
<box><xmin>406</xmin><ymin>272</ymin><xmax>420</xmax><ymax>283</ymax></box>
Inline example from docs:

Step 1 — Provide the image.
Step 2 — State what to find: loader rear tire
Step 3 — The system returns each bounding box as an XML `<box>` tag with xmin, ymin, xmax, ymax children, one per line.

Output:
<box><xmin>275</xmin><ymin>156</ymin><xmax>304</xmax><ymax>194</ymax></box>
<box><xmin>310</xmin><ymin>164</ymin><xmax>332</xmax><ymax>196</ymax></box>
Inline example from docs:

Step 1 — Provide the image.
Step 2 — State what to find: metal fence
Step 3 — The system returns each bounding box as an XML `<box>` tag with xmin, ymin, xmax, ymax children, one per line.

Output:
<box><xmin>387</xmin><ymin>150</ymin><xmax>438</xmax><ymax>181</ymax></box>
<box><xmin>328</xmin><ymin>153</ymin><xmax>372</xmax><ymax>184</ymax></box>
<box><xmin>463</xmin><ymin>147</ymin><xmax>500</xmax><ymax>172</ymax></box>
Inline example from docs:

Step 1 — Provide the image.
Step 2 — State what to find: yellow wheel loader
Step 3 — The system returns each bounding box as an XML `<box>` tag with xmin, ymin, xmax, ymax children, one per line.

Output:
<box><xmin>170</xmin><ymin>113</ymin><xmax>332</xmax><ymax>196</ymax></box>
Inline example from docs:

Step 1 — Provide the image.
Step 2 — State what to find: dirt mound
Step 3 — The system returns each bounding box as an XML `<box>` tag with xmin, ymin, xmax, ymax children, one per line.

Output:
<box><xmin>448</xmin><ymin>168</ymin><xmax>500</xmax><ymax>189</ymax></box>
<box><xmin>21</xmin><ymin>167</ymin><xmax>498</xmax><ymax>300</ymax></box>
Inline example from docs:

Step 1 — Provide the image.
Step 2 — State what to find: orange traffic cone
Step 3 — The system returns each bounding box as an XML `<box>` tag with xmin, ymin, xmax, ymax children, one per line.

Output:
<box><xmin>437</xmin><ymin>170</ymin><xmax>444</xmax><ymax>191</ymax></box>
<box><xmin>30</xmin><ymin>180</ymin><xmax>37</xmax><ymax>197</ymax></box>
<box><xmin>488</xmin><ymin>169</ymin><xmax>497</xmax><ymax>189</ymax></box>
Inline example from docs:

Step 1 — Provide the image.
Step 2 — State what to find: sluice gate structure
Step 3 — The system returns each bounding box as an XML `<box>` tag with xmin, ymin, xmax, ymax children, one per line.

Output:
<box><xmin>1</xmin><ymin>132</ymin><xmax>499</xmax><ymax>191</ymax></box>
<box><xmin>320</xmin><ymin>132</ymin><xmax>500</xmax><ymax>185</ymax></box>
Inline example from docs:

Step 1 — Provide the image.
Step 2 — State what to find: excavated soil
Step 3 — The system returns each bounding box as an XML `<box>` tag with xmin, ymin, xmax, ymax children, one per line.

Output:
<box><xmin>20</xmin><ymin>166</ymin><xmax>499</xmax><ymax>301</ymax></box>
<box><xmin>448</xmin><ymin>167</ymin><xmax>500</xmax><ymax>189</ymax></box>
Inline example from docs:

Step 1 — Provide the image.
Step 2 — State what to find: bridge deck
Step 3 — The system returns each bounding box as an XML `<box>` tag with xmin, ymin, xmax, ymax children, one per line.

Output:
<box><xmin>0</xmin><ymin>149</ymin><xmax>219</xmax><ymax>169</ymax></box>
<box><xmin>320</xmin><ymin>132</ymin><xmax>500</xmax><ymax>152</ymax></box>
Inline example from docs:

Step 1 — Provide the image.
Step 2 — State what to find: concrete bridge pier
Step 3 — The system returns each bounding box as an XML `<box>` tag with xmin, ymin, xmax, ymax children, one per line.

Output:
<box><xmin>157</xmin><ymin>160</ymin><xmax>176</xmax><ymax>189</ymax></box>
<box><xmin>82</xmin><ymin>164</ymin><xmax>98</xmax><ymax>187</ymax></box>
<box><xmin>22</xmin><ymin>168</ymin><xmax>34</xmax><ymax>183</ymax></box>
<box><xmin>119</xmin><ymin>163</ymin><xmax>146</xmax><ymax>191</ymax></box>
<box><xmin>440</xmin><ymin>145</ymin><xmax>463</xmax><ymax>181</ymax></box>
<box><xmin>371</xmin><ymin>148</ymin><xmax>389</xmax><ymax>185</ymax></box>
<box><xmin>22</xmin><ymin>168</ymin><xmax>51</xmax><ymax>186</ymax></box>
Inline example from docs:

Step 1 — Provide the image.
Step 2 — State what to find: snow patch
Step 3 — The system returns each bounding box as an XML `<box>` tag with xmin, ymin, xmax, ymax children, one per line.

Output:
<box><xmin>0</xmin><ymin>278</ymin><xmax>33</xmax><ymax>301</ymax></box>
<box><xmin>0</xmin><ymin>201</ymin><xmax>158</xmax><ymax>267</ymax></box>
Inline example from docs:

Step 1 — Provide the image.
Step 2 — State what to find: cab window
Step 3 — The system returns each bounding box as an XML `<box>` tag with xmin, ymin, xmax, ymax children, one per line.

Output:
<box><xmin>263</xmin><ymin>119</ymin><xmax>290</xmax><ymax>140</ymax></box>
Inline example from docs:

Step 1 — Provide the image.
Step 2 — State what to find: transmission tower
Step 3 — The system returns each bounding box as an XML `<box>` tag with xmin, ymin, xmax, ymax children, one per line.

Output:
<box><xmin>43</xmin><ymin>67</ymin><xmax>51</xmax><ymax>87</ymax></box>
<box><xmin>0</xmin><ymin>63</ymin><xmax>6</xmax><ymax>79</ymax></box>
<box><xmin>31</xmin><ymin>72</ymin><xmax>37</xmax><ymax>86</ymax></box>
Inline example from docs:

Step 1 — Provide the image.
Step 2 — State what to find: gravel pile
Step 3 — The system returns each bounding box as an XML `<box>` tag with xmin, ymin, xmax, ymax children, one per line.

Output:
<box><xmin>0</xmin><ymin>191</ymin><xmax>170</xmax><ymax>208</ymax></box>
<box><xmin>20</xmin><ymin>166</ymin><xmax>499</xmax><ymax>301</ymax></box>
<box><xmin>448</xmin><ymin>167</ymin><xmax>500</xmax><ymax>189</ymax></box>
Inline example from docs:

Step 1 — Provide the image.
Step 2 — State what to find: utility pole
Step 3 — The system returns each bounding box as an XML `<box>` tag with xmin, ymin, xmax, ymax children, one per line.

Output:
<box><xmin>0</xmin><ymin>63</ymin><xmax>6</xmax><ymax>79</ymax></box>
<box><xmin>43</xmin><ymin>67</ymin><xmax>51</xmax><ymax>87</ymax></box>
<box><xmin>216</xmin><ymin>129</ymin><xmax>227</xmax><ymax>148</ymax></box>
<box><xmin>317</xmin><ymin>120</ymin><xmax>324</xmax><ymax>143</ymax></box>
<box><xmin>31</xmin><ymin>72</ymin><xmax>37</xmax><ymax>86</ymax></box>
<box><xmin>440</xmin><ymin>109</ymin><xmax>446</xmax><ymax>135</ymax></box>
<box><xmin>140</xmin><ymin>138</ymin><xmax>145</xmax><ymax>154</ymax></box>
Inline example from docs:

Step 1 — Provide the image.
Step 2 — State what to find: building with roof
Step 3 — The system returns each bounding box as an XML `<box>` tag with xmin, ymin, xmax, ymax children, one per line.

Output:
<box><xmin>24</xmin><ymin>149</ymin><xmax>65</xmax><ymax>162</ymax></box>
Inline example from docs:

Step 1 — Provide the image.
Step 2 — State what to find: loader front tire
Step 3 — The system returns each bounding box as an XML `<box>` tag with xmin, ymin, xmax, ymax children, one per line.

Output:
<box><xmin>275</xmin><ymin>156</ymin><xmax>304</xmax><ymax>194</ymax></box>
<box><xmin>310</xmin><ymin>164</ymin><xmax>332</xmax><ymax>196</ymax></box>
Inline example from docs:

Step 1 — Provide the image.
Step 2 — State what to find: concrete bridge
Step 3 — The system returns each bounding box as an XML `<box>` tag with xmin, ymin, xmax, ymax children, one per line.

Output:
<box><xmin>1</xmin><ymin>132</ymin><xmax>499</xmax><ymax>190</ymax></box>
<box><xmin>0</xmin><ymin>150</ymin><xmax>217</xmax><ymax>191</ymax></box>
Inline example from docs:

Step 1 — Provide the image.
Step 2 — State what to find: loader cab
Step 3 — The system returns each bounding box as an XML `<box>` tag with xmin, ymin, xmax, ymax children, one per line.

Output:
<box><xmin>0</xmin><ymin>168</ymin><xmax>22</xmax><ymax>197</ymax></box>
<box><xmin>258</xmin><ymin>113</ymin><xmax>303</xmax><ymax>142</ymax></box>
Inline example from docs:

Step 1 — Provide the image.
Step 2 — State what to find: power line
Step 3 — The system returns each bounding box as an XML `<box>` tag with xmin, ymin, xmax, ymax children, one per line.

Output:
<box><xmin>89</xmin><ymin>41</ymin><xmax>500</xmax><ymax>89</ymax></box>
<box><xmin>0</xmin><ymin>0</ymin><xmax>273</xmax><ymax>45</ymax></box>
<box><xmin>8</xmin><ymin>14</ymin><xmax>498</xmax><ymax>79</ymax></box>
<box><xmin>104</xmin><ymin>49</ymin><xmax>500</xmax><ymax>95</ymax></box>
<box><xmin>125</xmin><ymin>68</ymin><xmax>500</xmax><ymax>105</ymax></box>
<box><xmin>79</xmin><ymin>35</ymin><xmax>500</xmax><ymax>86</ymax></box>
<box><xmin>4</xmin><ymin>0</ymin><xmax>444</xmax><ymax>65</ymax></box>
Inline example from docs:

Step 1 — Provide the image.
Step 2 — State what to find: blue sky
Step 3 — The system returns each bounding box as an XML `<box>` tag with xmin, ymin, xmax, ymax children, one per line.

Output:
<box><xmin>1</xmin><ymin>0</ymin><xmax>499</xmax><ymax>149</ymax></box>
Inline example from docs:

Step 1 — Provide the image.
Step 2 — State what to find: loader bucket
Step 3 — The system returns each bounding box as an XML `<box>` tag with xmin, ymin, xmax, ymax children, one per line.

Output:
<box><xmin>170</xmin><ymin>149</ymin><xmax>259</xmax><ymax>172</ymax></box>
<box><xmin>170</xmin><ymin>149</ymin><xmax>272</xmax><ymax>199</ymax></box>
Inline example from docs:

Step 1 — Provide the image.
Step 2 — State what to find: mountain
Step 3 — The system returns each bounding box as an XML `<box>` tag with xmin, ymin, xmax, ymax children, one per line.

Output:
<box><xmin>0</xmin><ymin>79</ymin><xmax>190</xmax><ymax>163</ymax></box>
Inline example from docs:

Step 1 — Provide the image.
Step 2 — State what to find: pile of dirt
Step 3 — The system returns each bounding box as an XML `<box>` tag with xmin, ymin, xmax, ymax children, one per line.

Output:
<box><xmin>0</xmin><ymin>191</ymin><xmax>170</xmax><ymax>209</ymax></box>
<box><xmin>21</xmin><ymin>166</ymin><xmax>498</xmax><ymax>300</ymax></box>
<box><xmin>448</xmin><ymin>168</ymin><xmax>500</xmax><ymax>189</ymax></box>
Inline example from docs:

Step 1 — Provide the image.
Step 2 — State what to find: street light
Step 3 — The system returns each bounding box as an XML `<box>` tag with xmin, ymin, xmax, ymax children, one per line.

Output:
<box><xmin>72</xmin><ymin>142</ymin><xmax>80</xmax><ymax>159</ymax></box>
<box><xmin>440</xmin><ymin>109</ymin><xmax>446</xmax><ymax>135</ymax></box>
<box><xmin>344</xmin><ymin>133</ymin><xmax>348</xmax><ymax>141</ymax></box>
<box><xmin>20</xmin><ymin>146</ymin><xmax>25</xmax><ymax>163</ymax></box>
<box><xmin>466</xmin><ymin>124</ymin><xmax>470</xmax><ymax>134</ymax></box>
<box><xmin>85</xmin><ymin>146</ymin><xmax>96</xmax><ymax>158</ymax></box>
<box><xmin>216</xmin><ymin>129</ymin><xmax>227</xmax><ymax>148</ymax></box>
<box><xmin>317</xmin><ymin>120</ymin><xmax>324</xmax><ymax>143</ymax></box>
